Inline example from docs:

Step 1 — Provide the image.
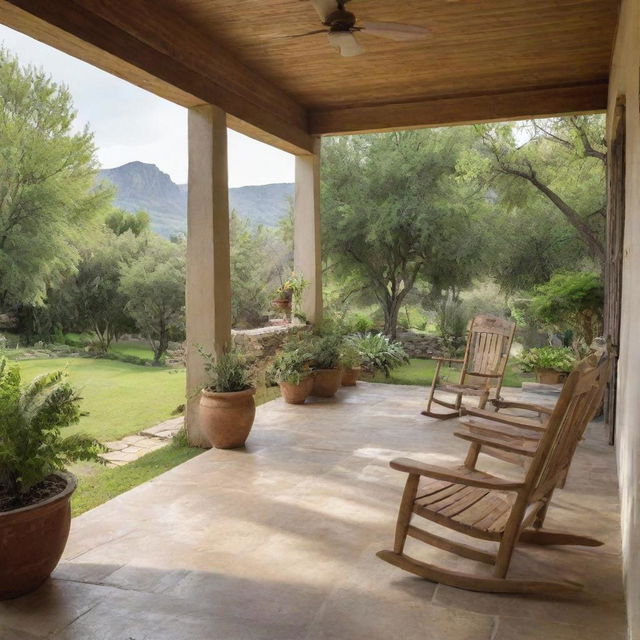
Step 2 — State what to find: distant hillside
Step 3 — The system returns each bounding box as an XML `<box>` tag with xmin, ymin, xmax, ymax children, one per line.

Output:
<box><xmin>98</xmin><ymin>162</ymin><xmax>293</xmax><ymax>237</ymax></box>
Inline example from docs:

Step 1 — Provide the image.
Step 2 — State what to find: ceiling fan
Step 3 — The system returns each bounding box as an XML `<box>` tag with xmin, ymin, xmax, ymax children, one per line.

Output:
<box><xmin>291</xmin><ymin>0</ymin><xmax>430</xmax><ymax>57</ymax></box>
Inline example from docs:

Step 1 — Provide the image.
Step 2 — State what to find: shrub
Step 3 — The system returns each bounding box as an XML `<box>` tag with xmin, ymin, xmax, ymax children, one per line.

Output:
<box><xmin>0</xmin><ymin>358</ymin><xmax>104</xmax><ymax>509</ymax></box>
<box><xmin>268</xmin><ymin>347</ymin><xmax>313</xmax><ymax>385</ymax></box>
<box><xmin>435</xmin><ymin>294</ymin><xmax>469</xmax><ymax>357</ymax></box>
<box><xmin>345</xmin><ymin>313</ymin><xmax>374</xmax><ymax>334</ymax></box>
<box><xmin>340</xmin><ymin>343</ymin><xmax>361</xmax><ymax>369</ymax></box>
<box><xmin>309</xmin><ymin>334</ymin><xmax>343</xmax><ymax>370</ymax></box>
<box><xmin>198</xmin><ymin>347</ymin><xmax>252</xmax><ymax>393</ymax></box>
<box><xmin>350</xmin><ymin>332</ymin><xmax>409</xmax><ymax>377</ymax></box>
<box><xmin>517</xmin><ymin>346</ymin><xmax>576</xmax><ymax>373</ymax></box>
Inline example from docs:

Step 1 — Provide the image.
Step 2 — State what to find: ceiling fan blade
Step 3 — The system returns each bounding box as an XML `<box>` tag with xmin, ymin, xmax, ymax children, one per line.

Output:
<box><xmin>359</xmin><ymin>21</ymin><xmax>431</xmax><ymax>41</ymax></box>
<box><xmin>309</xmin><ymin>0</ymin><xmax>338</xmax><ymax>21</ymax></box>
<box><xmin>327</xmin><ymin>31</ymin><xmax>363</xmax><ymax>57</ymax></box>
<box><xmin>284</xmin><ymin>29</ymin><xmax>328</xmax><ymax>39</ymax></box>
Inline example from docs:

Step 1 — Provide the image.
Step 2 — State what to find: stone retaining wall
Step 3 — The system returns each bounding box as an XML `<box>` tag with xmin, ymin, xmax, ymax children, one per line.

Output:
<box><xmin>232</xmin><ymin>324</ymin><xmax>310</xmax><ymax>369</ymax></box>
<box><xmin>150</xmin><ymin>325</ymin><xmax>312</xmax><ymax>368</ymax></box>
<box><xmin>395</xmin><ymin>330</ymin><xmax>445</xmax><ymax>359</ymax></box>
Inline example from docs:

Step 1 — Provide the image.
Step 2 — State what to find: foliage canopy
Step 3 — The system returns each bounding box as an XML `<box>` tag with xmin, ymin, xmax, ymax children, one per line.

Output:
<box><xmin>0</xmin><ymin>49</ymin><xmax>111</xmax><ymax>307</ymax></box>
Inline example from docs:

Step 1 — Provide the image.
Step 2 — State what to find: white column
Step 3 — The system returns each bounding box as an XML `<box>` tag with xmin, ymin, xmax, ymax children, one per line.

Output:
<box><xmin>293</xmin><ymin>137</ymin><xmax>323</xmax><ymax>324</ymax></box>
<box><xmin>185</xmin><ymin>104</ymin><xmax>232</xmax><ymax>447</ymax></box>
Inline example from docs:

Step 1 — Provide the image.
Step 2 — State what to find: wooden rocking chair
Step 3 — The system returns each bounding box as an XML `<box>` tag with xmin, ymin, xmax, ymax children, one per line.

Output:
<box><xmin>379</xmin><ymin>357</ymin><xmax>609</xmax><ymax>594</ymax></box>
<box><xmin>422</xmin><ymin>315</ymin><xmax>516</xmax><ymax>420</ymax></box>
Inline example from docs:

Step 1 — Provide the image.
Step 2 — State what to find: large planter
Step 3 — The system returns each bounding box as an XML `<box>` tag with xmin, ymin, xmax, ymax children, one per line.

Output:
<box><xmin>0</xmin><ymin>471</ymin><xmax>76</xmax><ymax>600</ymax></box>
<box><xmin>199</xmin><ymin>387</ymin><xmax>256</xmax><ymax>449</ymax></box>
<box><xmin>311</xmin><ymin>368</ymin><xmax>342</xmax><ymax>398</ymax></box>
<box><xmin>342</xmin><ymin>367</ymin><xmax>361</xmax><ymax>387</ymax></box>
<box><xmin>279</xmin><ymin>375</ymin><xmax>314</xmax><ymax>404</ymax></box>
<box><xmin>535</xmin><ymin>368</ymin><xmax>568</xmax><ymax>385</ymax></box>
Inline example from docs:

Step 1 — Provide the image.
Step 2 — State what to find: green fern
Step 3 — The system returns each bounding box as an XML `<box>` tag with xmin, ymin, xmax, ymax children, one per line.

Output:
<box><xmin>349</xmin><ymin>333</ymin><xmax>409</xmax><ymax>377</ymax></box>
<box><xmin>0</xmin><ymin>358</ymin><xmax>105</xmax><ymax>506</ymax></box>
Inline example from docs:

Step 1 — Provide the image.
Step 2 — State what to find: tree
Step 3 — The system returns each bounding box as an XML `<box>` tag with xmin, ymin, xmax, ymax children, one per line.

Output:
<box><xmin>120</xmin><ymin>237</ymin><xmax>186</xmax><ymax>364</ymax></box>
<box><xmin>0</xmin><ymin>49</ymin><xmax>111</xmax><ymax>307</ymax></box>
<box><xmin>230</xmin><ymin>211</ymin><xmax>290</xmax><ymax>327</ymax></box>
<box><xmin>105</xmin><ymin>209</ymin><xmax>151</xmax><ymax>237</ymax></box>
<box><xmin>74</xmin><ymin>230</ymin><xmax>142</xmax><ymax>351</ymax></box>
<box><xmin>475</xmin><ymin>116</ymin><xmax>606</xmax><ymax>264</ymax></box>
<box><xmin>483</xmin><ymin>197</ymin><xmax>591</xmax><ymax>294</ymax></box>
<box><xmin>529</xmin><ymin>271</ymin><xmax>604</xmax><ymax>347</ymax></box>
<box><xmin>321</xmin><ymin>129</ymin><xmax>489</xmax><ymax>338</ymax></box>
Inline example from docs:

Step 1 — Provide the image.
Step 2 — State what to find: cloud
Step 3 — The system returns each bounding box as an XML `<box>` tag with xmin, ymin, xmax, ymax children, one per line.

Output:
<box><xmin>0</xmin><ymin>24</ymin><xmax>294</xmax><ymax>186</ymax></box>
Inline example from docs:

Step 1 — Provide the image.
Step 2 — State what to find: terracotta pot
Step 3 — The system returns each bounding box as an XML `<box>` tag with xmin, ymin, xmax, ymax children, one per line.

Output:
<box><xmin>279</xmin><ymin>375</ymin><xmax>314</xmax><ymax>404</ymax></box>
<box><xmin>0</xmin><ymin>471</ymin><xmax>76</xmax><ymax>600</ymax></box>
<box><xmin>535</xmin><ymin>368</ymin><xmax>567</xmax><ymax>385</ymax></box>
<box><xmin>311</xmin><ymin>368</ymin><xmax>342</xmax><ymax>398</ymax></box>
<box><xmin>342</xmin><ymin>366</ymin><xmax>361</xmax><ymax>386</ymax></box>
<box><xmin>199</xmin><ymin>387</ymin><xmax>256</xmax><ymax>449</ymax></box>
<box><xmin>271</xmin><ymin>298</ymin><xmax>291</xmax><ymax>311</ymax></box>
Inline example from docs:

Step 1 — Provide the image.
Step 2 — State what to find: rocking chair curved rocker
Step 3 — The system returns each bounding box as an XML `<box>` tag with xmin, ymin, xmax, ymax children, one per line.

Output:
<box><xmin>379</xmin><ymin>355</ymin><xmax>610</xmax><ymax>594</ymax></box>
<box><xmin>422</xmin><ymin>315</ymin><xmax>516</xmax><ymax>420</ymax></box>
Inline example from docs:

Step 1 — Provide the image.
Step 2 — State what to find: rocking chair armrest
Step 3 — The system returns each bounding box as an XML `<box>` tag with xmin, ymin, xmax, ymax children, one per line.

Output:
<box><xmin>461</xmin><ymin>407</ymin><xmax>548</xmax><ymax>432</ymax></box>
<box><xmin>453</xmin><ymin>431</ymin><xmax>536</xmax><ymax>457</ymax></box>
<box><xmin>491</xmin><ymin>399</ymin><xmax>553</xmax><ymax>415</ymax></box>
<box><xmin>389</xmin><ymin>458</ymin><xmax>525</xmax><ymax>491</ymax></box>
<box><xmin>432</xmin><ymin>357</ymin><xmax>465</xmax><ymax>364</ymax></box>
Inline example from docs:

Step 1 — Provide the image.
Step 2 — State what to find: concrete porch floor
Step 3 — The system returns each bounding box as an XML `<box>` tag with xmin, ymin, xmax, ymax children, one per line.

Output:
<box><xmin>0</xmin><ymin>382</ymin><xmax>627</xmax><ymax>639</ymax></box>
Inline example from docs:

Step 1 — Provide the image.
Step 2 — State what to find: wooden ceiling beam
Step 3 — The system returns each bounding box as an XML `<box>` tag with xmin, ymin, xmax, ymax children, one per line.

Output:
<box><xmin>0</xmin><ymin>0</ymin><xmax>314</xmax><ymax>154</ymax></box>
<box><xmin>309</xmin><ymin>83</ymin><xmax>609</xmax><ymax>136</ymax></box>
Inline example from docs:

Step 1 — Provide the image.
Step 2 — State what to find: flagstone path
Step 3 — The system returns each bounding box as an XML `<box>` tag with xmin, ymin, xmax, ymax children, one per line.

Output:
<box><xmin>100</xmin><ymin>416</ymin><xmax>184</xmax><ymax>466</ymax></box>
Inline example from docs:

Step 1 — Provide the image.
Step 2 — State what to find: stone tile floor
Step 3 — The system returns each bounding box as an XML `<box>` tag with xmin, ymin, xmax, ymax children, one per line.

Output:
<box><xmin>0</xmin><ymin>383</ymin><xmax>627</xmax><ymax>639</ymax></box>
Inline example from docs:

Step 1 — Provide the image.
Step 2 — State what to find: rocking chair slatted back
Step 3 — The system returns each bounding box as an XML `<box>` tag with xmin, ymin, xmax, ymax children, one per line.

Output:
<box><xmin>462</xmin><ymin>315</ymin><xmax>515</xmax><ymax>387</ymax></box>
<box><xmin>523</xmin><ymin>356</ymin><xmax>610</xmax><ymax>505</ymax></box>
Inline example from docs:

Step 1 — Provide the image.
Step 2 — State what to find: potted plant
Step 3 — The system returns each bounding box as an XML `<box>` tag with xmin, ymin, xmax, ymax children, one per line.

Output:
<box><xmin>309</xmin><ymin>334</ymin><xmax>343</xmax><ymax>397</ymax></box>
<box><xmin>272</xmin><ymin>272</ymin><xmax>309</xmax><ymax>319</ymax></box>
<box><xmin>351</xmin><ymin>332</ymin><xmax>409</xmax><ymax>378</ymax></box>
<box><xmin>271</xmin><ymin>285</ymin><xmax>292</xmax><ymax>312</ymax></box>
<box><xmin>268</xmin><ymin>347</ymin><xmax>314</xmax><ymax>404</ymax></box>
<box><xmin>0</xmin><ymin>359</ymin><xmax>104</xmax><ymax>600</ymax></box>
<box><xmin>340</xmin><ymin>343</ymin><xmax>362</xmax><ymax>386</ymax></box>
<box><xmin>517</xmin><ymin>346</ymin><xmax>576</xmax><ymax>384</ymax></box>
<box><xmin>198</xmin><ymin>347</ymin><xmax>256</xmax><ymax>449</ymax></box>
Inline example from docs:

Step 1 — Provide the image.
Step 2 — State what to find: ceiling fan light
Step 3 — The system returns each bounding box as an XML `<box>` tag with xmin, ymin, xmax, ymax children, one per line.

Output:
<box><xmin>328</xmin><ymin>30</ymin><xmax>363</xmax><ymax>57</ymax></box>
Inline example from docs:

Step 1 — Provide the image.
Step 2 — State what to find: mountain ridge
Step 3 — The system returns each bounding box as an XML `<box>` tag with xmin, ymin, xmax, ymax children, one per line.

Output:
<box><xmin>98</xmin><ymin>161</ymin><xmax>293</xmax><ymax>237</ymax></box>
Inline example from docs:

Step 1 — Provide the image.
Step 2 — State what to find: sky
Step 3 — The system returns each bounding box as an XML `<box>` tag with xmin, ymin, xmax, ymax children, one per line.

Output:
<box><xmin>0</xmin><ymin>25</ymin><xmax>295</xmax><ymax>187</ymax></box>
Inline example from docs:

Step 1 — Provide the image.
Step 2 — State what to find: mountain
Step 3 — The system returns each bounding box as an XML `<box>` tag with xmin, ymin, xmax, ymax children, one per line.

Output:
<box><xmin>98</xmin><ymin>162</ymin><xmax>293</xmax><ymax>237</ymax></box>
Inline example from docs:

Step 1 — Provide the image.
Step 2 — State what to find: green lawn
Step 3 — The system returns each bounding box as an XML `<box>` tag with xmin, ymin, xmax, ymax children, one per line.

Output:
<box><xmin>109</xmin><ymin>341</ymin><xmax>156</xmax><ymax>361</ymax></box>
<box><xmin>371</xmin><ymin>358</ymin><xmax>531</xmax><ymax>388</ymax></box>
<box><xmin>70</xmin><ymin>443</ymin><xmax>202</xmax><ymax>516</ymax></box>
<box><xmin>15</xmin><ymin>358</ymin><xmax>186</xmax><ymax>442</ymax></box>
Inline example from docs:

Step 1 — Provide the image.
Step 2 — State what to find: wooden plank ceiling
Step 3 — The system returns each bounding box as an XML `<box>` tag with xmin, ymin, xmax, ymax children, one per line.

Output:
<box><xmin>0</xmin><ymin>0</ymin><xmax>618</xmax><ymax>150</ymax></box>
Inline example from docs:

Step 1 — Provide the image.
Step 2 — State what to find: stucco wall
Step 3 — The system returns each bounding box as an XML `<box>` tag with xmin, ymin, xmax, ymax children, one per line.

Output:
<box><xmin>607</xmin><ymin>0</ymin><xmax>640</xmax><ymax>636</ymax></box>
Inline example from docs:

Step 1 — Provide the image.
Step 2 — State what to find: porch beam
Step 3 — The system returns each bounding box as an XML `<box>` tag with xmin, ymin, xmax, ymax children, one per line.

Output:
<box><xmin>294</xmin><ymin>138</ymin><xmax>323</xmax><ymax>324</ymax></box>
<box><xmin>0</xmin><ymin>0</ymin><xmax>314</xmax><ymax>155</ymax></box>
<box><xmin>309</xmin><ymin>83</ymin><xmax>609</xmax><ymax>136</ymax></box>
<box><xmin>185</xmin><ymin>105</ymin><xmax>232</xmax><ymax>448</ymax></box>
